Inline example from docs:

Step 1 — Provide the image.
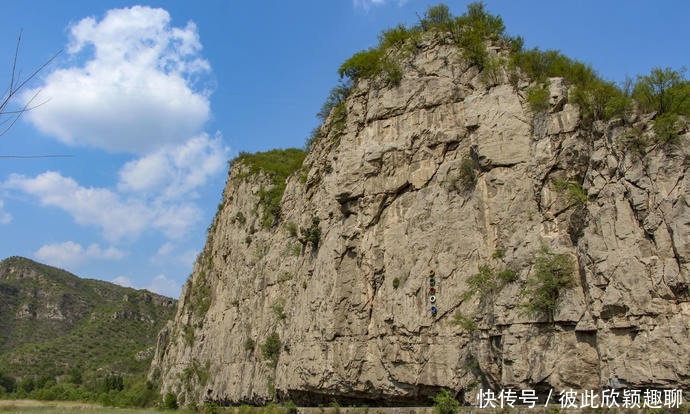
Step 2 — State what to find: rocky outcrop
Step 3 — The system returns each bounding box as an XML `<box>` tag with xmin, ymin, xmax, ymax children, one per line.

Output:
<box><xmin>150</xmin><ymin>38</ymin><xmax>689</xmax><ymax>406</ymax></box>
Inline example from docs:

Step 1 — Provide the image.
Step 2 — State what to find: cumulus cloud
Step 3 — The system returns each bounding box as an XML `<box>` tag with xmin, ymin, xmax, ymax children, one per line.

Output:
<box><xmin>3</xmin><ymin>134</ymin><xmax>227</xmax><ymax>241</ymax></box>
<box><xmin>353</xmin><ymin>0</ymin><xmax>407</xmax><ymax>10</ymax></box>
<box><xmin>3</xmin><ymin>171</ymin><xmax>201</xmax><ymax>241</ymax></box>
<box><xmin>22</xmin><ymin>6</ymin><xmax>211</xmax><ymax>153</ymax></box>
<box><xmin>5</xmin><ymin>172</ymin><xmax>152</xmax><ymax>241</ymax></box>
<box><xmin>112</xmin><ymin>276</ymin><xmax>134</xmax><ymax>288</ymax></box>
<box><xmin>118</xmin><ymin>133</ymin><xmax>226</xmax><ymax>199</ymax></box>
<box><xmin>152</xmin><ymin>242</ymin><xmax>199</xmax><ymax>267</ymax></box>
<box><xmin>111</xmin><ymin>274</ymin><xmax>181</xmax><ymax>298</ymax></box>
<box><xmin>35</xmin><ymin>241</ymin><xmax>125</xmax><ymax>268</ymax></box>
<box><xmin>4</xmin><ymin>170</ymin><xmax>197</xmax><ymax>241</ymax></box>
<box><xmin>146</xmin><ymin>274</ymin><xmax>182</xmax><ymax>298</ymax></box>
<box><xmin>0</xmin><ymin>200</ymin><xmax>11</xmax><ymax>225</ymax></box>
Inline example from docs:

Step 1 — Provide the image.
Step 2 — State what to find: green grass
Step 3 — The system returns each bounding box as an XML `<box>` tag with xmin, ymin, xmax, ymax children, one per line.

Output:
<box><xmin>552</xmin><ymin>178</ymin><xmax>588</xmax><ymax>206</ymax></box>
<box><xmin>231</xmin><ymin>149</ymin><xmax>307</xmax><ymax>228</ymax></box>
<box><xmin>0</xmin><ymin>407</ymin><xmax>162</xmax><ymax>413</ymax></box>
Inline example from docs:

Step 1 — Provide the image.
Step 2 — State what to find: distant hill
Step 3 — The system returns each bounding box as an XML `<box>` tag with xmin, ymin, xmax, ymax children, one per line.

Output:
<box><xmin>0</xmin><ymin>256</ymin><xmax>176</xmax><ymax>382</ymax></box>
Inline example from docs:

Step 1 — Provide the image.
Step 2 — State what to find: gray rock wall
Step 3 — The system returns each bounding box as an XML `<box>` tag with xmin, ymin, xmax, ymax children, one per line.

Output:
<box><xmin>150</xmin><ymin>39</ymin><xmax>689</xmax><ymax>406</ymax></box>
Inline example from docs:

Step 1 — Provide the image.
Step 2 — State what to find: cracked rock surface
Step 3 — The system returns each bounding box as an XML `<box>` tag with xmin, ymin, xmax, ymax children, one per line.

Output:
<box><xmin>150</xmin><ymin>40</ymin><xmax>689</xmax><ymax>405</ymax></box>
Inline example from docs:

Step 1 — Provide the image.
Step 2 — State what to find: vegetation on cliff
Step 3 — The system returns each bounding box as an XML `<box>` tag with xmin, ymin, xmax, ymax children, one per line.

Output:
<box><xmin>321</xmin><ymin>2</ymin><xmax>690</xmax><ymax>149</ymax></box>
<box><xmin>232</xmin><ymin>148</ymin><xmax>307</xmax><ymax>228</ymax></box>
<box><xmin>153</xmin><ymin>2</ymin><xmax>690</xmax><ymax>408</ymax></box>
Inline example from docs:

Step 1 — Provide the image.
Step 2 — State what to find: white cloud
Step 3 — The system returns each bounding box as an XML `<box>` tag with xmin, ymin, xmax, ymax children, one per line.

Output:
<box><xmin>4</xmin><ymin>170</ymin><xmax>206</xmax><ymax>241</ymax></box>
<box><xmin>156</xmin><ymin>242</ymin><xmax>176</xmax><ymax>257</ymax></box>
<box><xmin>118</xmin><ymin>133</ymin><xmax>227</xmax><ymax>199</ymax></box>
<box><xmin>5</xmin><ymin>171</ymin><xmax>153</xmax><ymax>241</ymax></box>
<box><xmin>22</xmin><ymin>6</ymin><xmax>211</xmax><ymax>154</ymax></box>
<box><xmin>111</xmin><ymin>274</ymin><xmax>181</xmax><ymax>298</ymax></box>
<box><xmin>179</xmin><ymin>249</ymin><xmax>199</xmax><ymax>267</ymax></box>
<box><xmin>2</xmin><ymin>132</ymin><xmax>227</xmax><ymax>241</ymax></box>
<box><xmin>112</xmin><ymin>276</ymin><xmax>134</xmax><ymax>288</ymax></box>
<box><xmin>152</xmin><ymin>242</ymin><xmax>199</xmax><ymax>267</ymax></box>
<box><xmin>35</xmin><ymin>241</ymin><xmax>125</xmax><ymax>268</ymax></box>
<box><xmin>353</xmin><ymin>0</ymin><xmax>407</xmax><ymax>10</ymax></box>
<box><xmin>146</xmin><ymin>274</ymin><xmax>181</xmax><ymax>298</ymax></box>
<box><xmin>0</xmin><ymin>200</ymin><xmax>11</xmax><ymax>225</ymax></box>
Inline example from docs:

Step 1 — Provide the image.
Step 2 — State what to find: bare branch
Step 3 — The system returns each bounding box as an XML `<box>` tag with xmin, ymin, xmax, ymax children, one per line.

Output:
<box><xmin>0</xmin><ymin>31</ymin><xmax>61</xmax><ymax>138</ymax></box>
<box><xmin>0</xmin><ymin>155</ymin><xmax>73</xmax><ymax>159</ymax></box>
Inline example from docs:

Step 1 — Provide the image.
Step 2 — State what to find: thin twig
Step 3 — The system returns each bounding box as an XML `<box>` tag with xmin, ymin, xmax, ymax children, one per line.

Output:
<box><xmin>0</xmin><ymin>155</ymin><xmax>73</xmax><ymax>158</ymax></box>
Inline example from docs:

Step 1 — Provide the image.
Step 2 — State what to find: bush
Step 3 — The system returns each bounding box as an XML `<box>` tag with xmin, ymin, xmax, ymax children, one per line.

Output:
<box><xmin>261</xmin><ymin>332</ymin><xmax>281</xmax><ymax>368</ymax></box>
<box><xmin>553</xmin><ymin>178</ymin><xmax>588</xmax><ymax>206</ymax></box>
<box><xmin>300</xmin><ymin>216</ymin><xmax>321</xmax><ymax>248</ymax></box>
<box><xmin>379</xmin><ymin>24</ymin><xmax>421</xmax><ymax>54</ymax></box>
<box><xmin>571</xmin><ymin>79</ymin><xmax>626</xmax><ymax>125</ymax></box>
<box><xmin>285</xmin><ymin>221</ymin><xmax>298</xmax><ymax>238</ymax></box>
<box><xmin>621</xmin><ymin>127</ymin><xmax>649</xmax><ymax>157</ymax></box>
<box><xmin>419</xmin><ymin>4</ymin><xmax>452</xmax><ymax>30</ymax></box>
<box><xmin>338</xmin><ymin>48</ymin><xmax>384</xmax><ymax>81</ymax></box>
<box><xmin>497</xmin><ymin>269</ymin><xmax>518</xmax><ymax>283</ymax></box>
<box><xmin>479</xmin><ymin>55</ymin><xmax>504</xmax><ymax>86</ymax></box>
<box><xmin>463</xmin><ymin>264</ymin><xmax>498</xmax><ymax>300</ymax></box>
<box><xmin>287</xmin><ymin>243</ymin><xmax>302</xmax><ymax>257</ymax></box>
<box><xmin>163</xmin><ymin>391</ymin><xmax>179</xmax><ymax>409</ymax></box>
<box><xmin>451</xmin><ymin>313</ymin><xmax>477</xmax><ymax>331</ymax></box>
<box><xmin>462</xmin><ymin>263</ymin><xmax>517</xmax><ymax>302</ymax></box>
<box><xmin>520</xmin><ymin>246</ymin><xmax>576</xmax><ymax>318</ymax></box>
<box><xmin>234</xmin><ymin>211</ymin><xmax>246</xmax><ymax>226</ymax></box>
<box><xmin>392</xmin><ymin>277</ymin><xmax>400</xmax><ymax>289</ymax></box>
<box><xmin>270</xmin><ymin>299</ymin><xmax>287</xmax><ymax>321</ymax></box>
<box><xmin>339</xmin><ymin>18</ymin><xmax>425</xmax><ymax>87</ymax></box>
<box><xmin>447</xmin><ymin>156</ymin><xmax>478</xmax><ymax>193</ymax></box>
<box><xmin>202</xmin><ymin>402</ymin><xmax>221</xmax><ymax>414</ymax></box>
<box><xmin>244</xmin><ymin>337</ymin><xmax>255</xmax><ymax>352</ymax></box>
<box><xmin>433</xmin><ymin>389</ymin><xmax>460</xmax><ymax>414</ymax></box>
<box><xmin>526</xmin><ymin>84</ymin><xmax>550</xmax><ymax>112</ymax></box>
<box><xmin>317</xmin><ymin>82</ymin><xmax>351</xmax><ymax>122</ymax></box>
<box><xmin>0</xmin><ymin>371</ymin><xmax>16</xmax><ymax>394</ymax></box>
<box><xmin>492</xmin><ymin>248</ymin><xmax>505</xmax><ymax>259</ymax></box>
<box><xmin>451</xmin><ymin>3</ymin><xmax>506</xmax><ymax>68</ymax></box>
<box><xmin>633</xmin><ymin>67</ymin><xmax>690</xmax><ymax>115</ymax></box>
<box><xmin>283</xmin><ymin>400</ymin><xmax>298</xmax><ymax>414</ymax></box>
<box><xmin>102</xmin><ymin>374</ymin><xmax>124</xmax><ymax>392</ymax></box>
<box><xmin>190</xmin><ymin>271</ymin><xmax>212</xmax><ymax>318</ymax></box>
<box><xmin>653</xmin><ymin>113</ymin><xmax>683</xmax><ymax>144</ymax></box>
<box><xmin>511</xmin><ymin>47</ymin><xmax>631</xmax><ymax>124</ymax></box>
<box><xmin>183</xmin><ymin>324</ymin><xmax>195</xmax><ymax>346</ymax></box>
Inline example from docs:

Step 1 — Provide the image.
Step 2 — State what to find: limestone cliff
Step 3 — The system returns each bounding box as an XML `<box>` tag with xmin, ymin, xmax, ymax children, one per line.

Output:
<box><xmin>149</xmin><ymin>34</ymin><xmax>689</xmax><ymax>406</ymax></box>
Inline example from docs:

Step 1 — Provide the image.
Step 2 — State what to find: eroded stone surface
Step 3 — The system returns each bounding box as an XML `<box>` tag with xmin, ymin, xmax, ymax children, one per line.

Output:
<box><xmin>150</xmin><ymin>39</ymin><xmax>690</xmax><ymax>406</ymax></box>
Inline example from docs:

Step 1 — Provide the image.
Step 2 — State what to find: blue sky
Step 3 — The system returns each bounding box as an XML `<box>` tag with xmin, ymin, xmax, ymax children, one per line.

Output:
<box><xmin>0</xmin><ymin>1</ymin><xmax>688</xmax><ymax>298</ymax></box>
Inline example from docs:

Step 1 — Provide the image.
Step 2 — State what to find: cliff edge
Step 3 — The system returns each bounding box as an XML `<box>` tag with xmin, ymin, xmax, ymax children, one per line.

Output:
<box><xmin>150</xmin><ymin>10</ymin><xmax>689</xmax><ymax>407</ymax></box>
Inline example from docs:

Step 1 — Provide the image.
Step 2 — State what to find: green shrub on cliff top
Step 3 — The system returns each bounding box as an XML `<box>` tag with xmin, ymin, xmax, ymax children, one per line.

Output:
<box><xmin>232</xmin><ymin>149</ymin><xmax>307</xmax><ymax>228</ymax></box>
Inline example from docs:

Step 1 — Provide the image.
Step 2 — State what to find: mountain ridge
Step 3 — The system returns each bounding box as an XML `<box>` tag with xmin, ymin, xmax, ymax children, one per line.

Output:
<box><xmin>0</xmin><ymin>255</ymin><xmax>176</xmax><ymax>382</ymax></box>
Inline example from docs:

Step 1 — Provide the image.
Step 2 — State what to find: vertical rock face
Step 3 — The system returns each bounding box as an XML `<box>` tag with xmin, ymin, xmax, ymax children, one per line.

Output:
<box><xmin>150</xmin><ymin>38</ymin><xmax>689</xmax><ymax>405</ymax></box>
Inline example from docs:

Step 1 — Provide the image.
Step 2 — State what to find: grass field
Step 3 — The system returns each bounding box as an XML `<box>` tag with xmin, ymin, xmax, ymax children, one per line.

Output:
<box><xmin>0</xmin><ymin>400</ymin><xmax>174</xmax><ymax>413</ymax></box>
